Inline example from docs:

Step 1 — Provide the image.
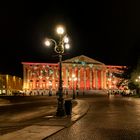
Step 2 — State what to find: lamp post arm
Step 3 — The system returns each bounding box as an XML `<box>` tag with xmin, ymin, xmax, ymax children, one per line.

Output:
<box><xmin>48</xmin><ymin>38</ymin><xmax>64</xmax><ymax>54</ymax></box>
<box><xmin>48</xmin><ymin>38</ymin><xmax>57</xmax><ymax>47</ymax></box>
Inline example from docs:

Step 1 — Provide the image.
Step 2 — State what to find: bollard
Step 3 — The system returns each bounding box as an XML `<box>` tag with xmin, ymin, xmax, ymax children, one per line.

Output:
<box><xmin>64</xmin><ymin>99</ymin><xmax>72</xmax><ymax>115</ymax></box>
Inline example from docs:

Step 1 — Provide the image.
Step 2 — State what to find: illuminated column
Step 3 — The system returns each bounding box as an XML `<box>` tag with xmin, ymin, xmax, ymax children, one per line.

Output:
<box><xmin>92</xmin><ymin>68</ymin><xmax>95</xmax><ymax>89</ymax></box>
<box><xmin>24</xmin><ymin>66</ymin><xmax>28</xmax><ymax>89</ymax></box>
<box><xmin>62</xmin><ymin>66</ymin><xmax>66</xmax><ymax>89</ymax></box>
<box><xmin>93</xmin><ymin>68</ymin><xmax>95</xmax><ymax>89</ymax></box>
<box><xmin>27</xmin><ymin>68</ymin><xmax>30</xmax><ymax>90</ymax></box>
<box><xmin>103</xmin><ymin>70</ymin><xmax>105</xmax><ymax>89</ymax></box>
<box><xmin>101</xmin><ymin>70</ymin><xmax>103</xmax><ymax>89</ymax></box>
<box><xmin>55</xmin><ymin>66</ymin><xmax>59</xmax><ymax>90</ymax></box>
<box><xmin>90</xmin><ymin>67</ymin><xmax>92</xmax><ymax>90</ymax></box>
<box><xmin>98</xmin><ymin>70</ymin><xmax>101</xmax><ymax>89</ymax></box>
<box><xmin>75</xmin><ymin>66</ymin><xmax>78</xmax><ymax>89</ymax></box>
<box><xmin>104</xmin><ymin>70</ymin><xmax>107</xmax><ymax>89</ymax></box>
<box><xmin>80</xmin><ymin>67</ymin><xmax>84</xmax><ymax>90</ymax></box>
<box><xmin>72</xmin><ymin>66</ymin><xmax>75</xmax><ymax>89</ymax></box>
<box><xmin>65</xmin><ymin>66</ymin><xmax>68</xmax><ymax>89</ymax></box>
<box><xmin>102</xmin><ymin>69</ymin><xmax>105</xmax><ymax>89</ymax></box>
<box><xmin>52</xmin><ymin>66</ymin><xmax>55</xmax><ymax>90</ymax></box>
<box><xmin>31</xmin><ymin>66</ymin><xmax>34</xmax><ymax>90</ymax></box>
<box><xmin>38</xmin><ymin>66</ymin><xmax>41</xmax><ymax>91</ymax></box>
<box><xmin>77</xmin><ymin>67</ymin><xmax>80</xmax><ymax>89</ymax></box>
<box><xmin>53</xmin><ymin>66</ymin><xmax>56</xmax><ymax>89</ymax></box>
<box><xmin>84</xmin><ymin>67</ymin><xmax>86</xmax><ymax>90</ymax></box>
<box><xmin>95</xmin><ymin>69</ymin><xmax>98</xmax><ymax>89</ymax></box>
<box><xmin>101</xmin><ymin>70</ymin><xmax>104</xmax><ymax>89</ymax></box>
<box><xmin>69</xmin><ymin>66</ymin><xmax>72</xmax><ymax>89</ymax></box>
<box><xmin>86</xmin><ymin>67</ymin><xmax>90</xmax><ymax>90</ymax></box>
<box><xmin>23</xmin><ymin>65</ymin><xmax>26</xmax><ymax>90</ymax></box>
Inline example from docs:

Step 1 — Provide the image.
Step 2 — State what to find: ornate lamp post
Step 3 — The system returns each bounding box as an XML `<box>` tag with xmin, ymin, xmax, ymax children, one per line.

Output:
<box><xmin>44</xmin><ymin>25</ymin><xmax>70</xmax><ymax>117</ymax></box>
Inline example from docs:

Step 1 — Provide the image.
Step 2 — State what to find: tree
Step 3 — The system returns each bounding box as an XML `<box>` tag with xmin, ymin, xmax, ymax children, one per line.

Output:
<box><xmin>113</xmin><ymin>58</ymin><xmax>140</xmax><ymax>91</ymax></box>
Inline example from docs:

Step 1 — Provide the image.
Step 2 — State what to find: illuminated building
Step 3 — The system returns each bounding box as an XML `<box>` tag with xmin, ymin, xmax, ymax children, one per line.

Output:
<box><xmin>22</xmin><ymin>55</ymin><xmax>125</xmax><ymax>95</ymax></box>
<box><xmin>0</xmin><ymin>74</ymin><xmax>23</xmax><ymax>95</ymax></box>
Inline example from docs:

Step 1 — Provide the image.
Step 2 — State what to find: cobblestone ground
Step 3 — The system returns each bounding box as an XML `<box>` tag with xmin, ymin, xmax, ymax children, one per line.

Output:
<box><xmin>47</xmin><ymin>95</ymin><xmax>140</xmax><ymax>140</ymax></box>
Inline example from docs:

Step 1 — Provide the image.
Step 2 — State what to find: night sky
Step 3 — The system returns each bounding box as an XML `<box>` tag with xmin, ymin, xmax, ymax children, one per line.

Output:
<box><xmin>0</xmin><ymin>0</ymin><xmax>140</xmax><ymax>77</ymax></box>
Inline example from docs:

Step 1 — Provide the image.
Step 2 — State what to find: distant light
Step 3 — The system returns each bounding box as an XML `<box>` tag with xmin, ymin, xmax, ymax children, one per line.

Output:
<box><xmin>113</xmin><ymin>80</ymin><xmax>116</xmax><ymax>84</ymax></box>
<box><xmin>72</xmin><ymin>74</ymin><xmax>75</xmax><ymax>78</ymax></box>
<box><xmin>49</xmin><ymin>81</ymin><xmax>52</xmax><ymax>86</ymax></box>
<box><xmin>44</xmin><ymin>40</ymin><xmax>51</xmax><ymax>46</ymax></box>
<box><xmin>56</xmin><ymin>26</ymin><xmax>65</xmax><ymax>35</ymax></box>
<box><xmin>136</xmin><ymin>79</ymin><xmax>138</xmax><ymax>82</ymax></box>
<box><xmin>74</xmin><ymin>77</ymin><xmax>77</xmax><ymax>81</ymax></box>
<box><xmin>65</xmin><ymin>44</ymin><xmax>70</xmax><ymax>49</ymax></box>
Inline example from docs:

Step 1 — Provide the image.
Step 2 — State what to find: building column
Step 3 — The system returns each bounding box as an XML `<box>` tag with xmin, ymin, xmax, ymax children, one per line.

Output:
<box><xmin>72</xmin><ymin>66</ymin><xmax>76</xmax><ymax>89</ymax></box>
<box><xmin>95</xmin><ymin>69</ymin><xmax>98</xmax><ymax>89</ymax></box>
<box><xmin>90</xmin><ymin>67</ymin><xmax>92</xmax><ymax>90</ymax></box>
<box><xmin>65</xmin><ymin>66</ymin><xmax>68</xmax><ymax>89</ymax></box>
<box><xmin>69</xmin><ymin>66</ymin><xmax>72</xmax><ymax>90</ymax></box>
<box><xmin>80</xmin><ymin>67</ymin><xmax>84</xmax><ymax>90</ymax></box>
<box><xmin>27</xmin><ymin>68</ymin><xmax>30</xmax><ymax>91</ymax></box>
<box><xmin>101</xmin><ymin>70</ymin><xmax>103</xmax><ymax>89</ymax></box>
<box><xmin>92</xmin><ymin>68</ymin><xmax>95</xmax><ymax>89</ymax></box>
<box><xmin>53</xmin><ymin>66</ymin><xmax>56</xmax><ymax>90</ymax></box>
<box><xmin>84</xmin><ymin>67</ymin><xmax>86</xmax><ymax>90</ymax></box>
<box><xmin>77</xmin><ymin>67</ymin><xmax>80</xmax><ymax>90</ymax></box>
<box><xmin>102</xmin><ymin>70</ymin><xmax>104</xmax><ymax>90</ymax></box>
<box><xmin>23</xmin><ymin>65</ymin><xmax>26</xmax><ymax>91</ymax></box>
<box><xmin>104</xmin><ymin>70</ymin><xmax>107</xmax><ymax>89</ymax></box>
<box><xmin>62</xmin><ymin>66</ymin><xmax>66</xmax><ymax>90</ymax></box>
<box><xmin>55</xmin><ymin>66</ymin><xmax>59</xmax><ymax>90</ymax></box>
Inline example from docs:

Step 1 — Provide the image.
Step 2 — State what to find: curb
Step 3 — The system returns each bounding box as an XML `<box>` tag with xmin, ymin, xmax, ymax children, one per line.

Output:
<box><xmin>0</xmin><ymin>99</ymin><xmax>90</xmax><ymax>140</ymax></box>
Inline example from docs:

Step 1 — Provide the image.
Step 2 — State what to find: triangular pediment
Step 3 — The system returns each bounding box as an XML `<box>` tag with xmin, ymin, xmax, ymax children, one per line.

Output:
<box><xmin>63</xmin><ymin>55</ymin><xmax>105</xmax><ymax>65</ymax></box>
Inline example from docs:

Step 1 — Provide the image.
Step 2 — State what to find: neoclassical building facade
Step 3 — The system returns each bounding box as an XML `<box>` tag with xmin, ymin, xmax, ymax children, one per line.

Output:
<box><xmin>22</xmin><ymin>55</ymin><xmax>124</xmax><ymax>95</ymax></box>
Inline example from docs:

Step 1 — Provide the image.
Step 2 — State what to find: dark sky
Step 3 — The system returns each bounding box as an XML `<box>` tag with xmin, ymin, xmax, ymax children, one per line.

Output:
<box><xmin>0</xmin><ymin>0</ymin><xmax>140</xmax><ymax>77</ymax></box>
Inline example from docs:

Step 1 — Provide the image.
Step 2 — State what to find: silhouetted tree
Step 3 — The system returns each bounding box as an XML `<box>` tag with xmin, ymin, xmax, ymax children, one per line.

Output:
<box><xmin>113</xmin><ymin>57</ymin><xmax>140</xmax><ymax>91</ymax></box>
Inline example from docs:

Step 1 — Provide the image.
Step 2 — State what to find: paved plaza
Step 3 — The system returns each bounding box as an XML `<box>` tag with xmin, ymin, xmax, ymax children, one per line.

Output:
<box><xmin>47</xmin><ymin>95</ymin><xmax>140</xmax><ymax>140</ymax></box>
<box><xmin>1</xmin><ymin>94</ymin><xmax>140</xmax><ymax>139</ymax></box>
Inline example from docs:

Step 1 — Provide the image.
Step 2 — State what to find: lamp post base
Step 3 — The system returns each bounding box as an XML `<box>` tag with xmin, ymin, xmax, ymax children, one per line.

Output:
<box><xmin>56</xmin><ymin>95</ymin><xmax>65</xmax><ymax>117</ymax></box>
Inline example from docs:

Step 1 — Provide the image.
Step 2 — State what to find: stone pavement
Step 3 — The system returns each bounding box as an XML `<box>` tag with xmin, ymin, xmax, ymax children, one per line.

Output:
<box><xmin>0</xmin><ymin>99</ymin><xmax>89</xmax><ymax>140</ymax></box>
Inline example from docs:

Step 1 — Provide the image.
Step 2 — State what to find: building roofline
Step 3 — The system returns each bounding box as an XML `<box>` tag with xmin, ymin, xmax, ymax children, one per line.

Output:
<box><xmin>21</xmin><ymin>62</ymin><xmax>58</xmax><ymax>66</ymax></box>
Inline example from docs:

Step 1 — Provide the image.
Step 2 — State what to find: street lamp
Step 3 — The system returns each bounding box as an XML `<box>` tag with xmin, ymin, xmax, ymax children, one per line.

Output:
<box><xmin>44</xmin><ymin>25</ymin><xmax>70</xmax><ymax>117</ymax></box>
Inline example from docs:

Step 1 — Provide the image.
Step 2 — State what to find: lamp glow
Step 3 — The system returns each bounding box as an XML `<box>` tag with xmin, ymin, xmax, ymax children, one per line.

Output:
<box><xmin>65</xmin><ymin>44</ymin><xmax>70</xmax><ymax>49</ymax></box>
<box><xmin>44</xmin><ymin>40</ymin><xmax>51</xmax><ymax>46</ymax></box>
<box><xmin>64</xmin><ymin>36</ymin><xmax>69</xmax><ymax>43</ymax></box>
<box><xmin>56</xmin><ymin>26</ymin><xmax>64</xmax><ymax>35</ymax></box>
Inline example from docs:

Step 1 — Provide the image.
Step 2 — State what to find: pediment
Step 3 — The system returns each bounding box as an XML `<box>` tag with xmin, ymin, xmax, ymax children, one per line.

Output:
<box><xmin>63</xmin><ymin>55</ymin><xmax>105</xmax><ymax>65</ymax></box>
